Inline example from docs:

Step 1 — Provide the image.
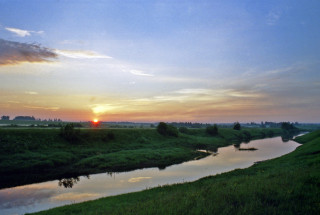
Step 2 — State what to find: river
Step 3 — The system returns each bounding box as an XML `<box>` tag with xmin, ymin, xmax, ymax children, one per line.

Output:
<box><xmin>0</xmin><ymin>135</ymin><xmax>301</xmax><ymax>215</ymax></box>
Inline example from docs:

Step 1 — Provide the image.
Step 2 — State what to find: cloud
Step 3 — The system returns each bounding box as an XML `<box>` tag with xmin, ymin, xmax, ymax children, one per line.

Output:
<box><xmin>0</xmin><ymin>39</ymin><xmax>57</xmax><ymax>66</ymax></box>
<box><xmin>54</xmin><ymin>49</ymin><xmax>112</xmax><ymax>59</ymax></box>
<box><xmin>266</xmin><ymin>10</ymin><xmax>281</xmax><ymax>26</ymax></box>
<box><xmin>25</xmin><ymin>91</ymin><xmax>38</xmax><ymax>95</ymax></box>
<box><xmin>174</xmin><ymin>88</ymin><xmax>211</xmax><ymax>95</ymax></box>
<box><xmin>5</xmin><ymin>27</ymin><xmax>43</xmax><ymax>37</ymax></box>
<box><xmin>265</xmin><ymin>66</ymin><xmax>296</xmax><ymax>75</ymax></box>
<box><xmin>134</xmin><ymin>88</ymin><xmax>264</xmax><ymax>104</ymax></box>
<box><xmin>130</xmin><ymin>70</ymin><xmax>154</xmax><ymax>77</ymax></box>
<box><xmin>90</xmin><ymin>104</ymin><xmax>123</xmax><ymax>115</ymax></box>
<box><xmin>23</xmin><ymin>105</ymin><xmax>60</xmax><ymax>111</ymax></box>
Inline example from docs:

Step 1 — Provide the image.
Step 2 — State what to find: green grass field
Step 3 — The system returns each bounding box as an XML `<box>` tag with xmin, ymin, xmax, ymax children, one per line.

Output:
<box><xmin>0</xmin><ymin>127</ymin><xmax>284</xmax><ymax>189</ymax></box>
<box><xmin>29</xmin><ymin>130</ymin><xmax>320</xmax><ymax>215</ymax></box>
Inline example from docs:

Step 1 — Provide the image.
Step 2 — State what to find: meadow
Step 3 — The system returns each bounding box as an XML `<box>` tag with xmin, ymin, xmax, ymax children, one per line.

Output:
<box><xmin>28</xmin><ymin>130</ymin><xmax>320</xmax><ymax>215</ymax></box>
<box><xmin>0</xmin><ymin>126</ymin><xmax>284</xmax><ymax>189</ymax></box>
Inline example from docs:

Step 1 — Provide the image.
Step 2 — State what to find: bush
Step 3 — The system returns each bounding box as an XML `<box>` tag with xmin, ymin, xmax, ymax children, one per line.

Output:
<box><xmin>60</xmin><ymin>123</ymin><xmax>80</xmax><ymax>143</ymax></box>
<box><xmin>233</xmin><ymin>122</ymin><xmax>241</xmax><ymax>130</ymax></box>
<box><xmin>242</xmin><ymin>130</ymin><xmax>251</xmax><ymax>142</ymax></box>
<box><xmin>157</xmin><ymin>122</ymin><xmax>179</xmax><ymax>137</ymax></box>
<box><xmin>107</xmin><ymin>132</ymin><xmax>115</xmax><ymax>140</ymax></box>
<box><xmin>267</xmin><ymin>130</ymin><xmax>274</xmax><ymax>137</ymax></box>
<box><xmin>206</xmin><ymin>124</ymin><xmax>218</xmax><ymax>136</ymax></box>
<box><xmin>179</xmin><ymin>127</ymin><xmax>189</xmax><ymax>134</ymax></box>
<box><xmin>167</xmin><ymin>125</ymin><xmax>179</xmax><ymax>137</ymax></box>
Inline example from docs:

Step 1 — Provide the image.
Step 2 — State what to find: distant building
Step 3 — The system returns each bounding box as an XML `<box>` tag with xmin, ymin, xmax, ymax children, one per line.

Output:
<box><xmin>13</xmin><ymin>116</ymin><xmax>36</xmax><ymax>121</ymax></box>
<box><xmin>1</xmin><ymin>116</ymin><xmax>10</xmax><ymax>120</ymax></box>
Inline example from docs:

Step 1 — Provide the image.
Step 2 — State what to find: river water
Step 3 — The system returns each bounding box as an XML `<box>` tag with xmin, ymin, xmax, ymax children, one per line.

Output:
<box><xmin>0</xmin><ymin>136</ymin><xmax>301</xmax><ymax>215</ymax></box>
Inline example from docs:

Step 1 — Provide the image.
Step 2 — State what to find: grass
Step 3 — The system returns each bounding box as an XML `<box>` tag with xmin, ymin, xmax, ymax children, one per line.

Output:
<box><xmin>29</xmin><ymin>130</ymin><xmax>320</xmax><ymax>215</ymax></box>
<box><xmin>0</xmin><ymin>127</ymin><xmax>284</xmax><ymax>189</ymax></box>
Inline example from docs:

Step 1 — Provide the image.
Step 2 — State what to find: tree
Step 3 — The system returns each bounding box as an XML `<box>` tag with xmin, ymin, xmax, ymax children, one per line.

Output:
<box><xmin>1</xmin><ymin>115</ymin><xmax>9</xmax><ymax>120</ymax></box>
<box><xmin>157</xmin><ymin>122</ymin><xmax>167</xmax><ymax>136</ymax></box>
<box><xmin>60</xmin><ymin>123</ymin><xmax>80</xmax><ymax>143</ymax></box>
<box><xmin>157</xmin><ymin>122</ymin><xmax>179</xmax><ymax>137</ymax></box>
<box><xmin>281</xmin><ymin>122</ymin><xmax>297</xmax><ymax>131</ymax></box>
<box><xmin>206</xmin><ymin>124</ymin><xmax>218</xmax><ymax>136</ymax></box>
<box><xmin>233</xmin><ymin>122</ymin><xmax>241</xmax><ymax>130</ymax></box>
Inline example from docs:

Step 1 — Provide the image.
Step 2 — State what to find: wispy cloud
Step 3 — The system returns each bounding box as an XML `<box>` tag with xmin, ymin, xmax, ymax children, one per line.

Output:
<box><xmin>130</xmin><ymin>69</ymin><xmax>154</xmax><ymax>77</ymax></box>
<box><xmin>25</xmin><ymin>91</ymin><xmax>39</xmax><ymax>95</ymax></box>
<box><xmin>23</xmin><ymin>105</ymin><xmax>60</xmax><ymax>111</ymax></box>
<box><xmin>5</xmin><ymin>27</ymin><xmax>43</xmax><ymax>37</ymax></box>
<box><xmin>266</xmin><ymin>10</ymin><xmax>281</xmax><ymax>26</ymax></box>
<box><xmin>134</xmin><ymin>88</ymin><xmax>264</xmax><ymax>104</ymax></box>
<box><xmin>54</xmin><ymin>49</ymin><xmax>112</xmax><ymax>59</ymax></box>
<box><xmin>265</xmin><ymin>66</ymin><xmax>297</xmax><ymax>75</ymax></box>
<box><xmin>0</xmin><ymin>39</ymin><xmax>57</xmax><ymax>66</ymax></box>
<box><xmin>174</xmin><ymin>88</ymin><xmax>211</xmax><ymax>95</ymax></box>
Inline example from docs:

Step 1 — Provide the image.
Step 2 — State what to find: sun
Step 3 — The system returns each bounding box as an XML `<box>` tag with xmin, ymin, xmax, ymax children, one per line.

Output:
<box><xmin>93</xmin><ymin>119</ymin><xmax>99</xmax><ymax>123</ymax></box>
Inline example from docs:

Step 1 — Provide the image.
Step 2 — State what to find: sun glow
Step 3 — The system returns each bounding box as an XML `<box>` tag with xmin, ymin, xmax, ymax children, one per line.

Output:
<box><xmin>93</xmin><ymin>119</ymin><xmax>99</xmax><ymax>123</ymax></box>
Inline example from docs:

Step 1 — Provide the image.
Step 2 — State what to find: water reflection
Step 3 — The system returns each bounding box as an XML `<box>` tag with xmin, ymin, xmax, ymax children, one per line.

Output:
<box><xmin>281</xmin><ymin>131</ymin><xmax>299</xmax><ymax>142</ymax></box>
<box><xmin>58</xmin><ymin>177</ymin><xmax>80</xmax><ymax>188</ymax></box>
<box><xmin>0</xmin><ymin>136</ymin><xmax>301</xmax><ymax>215</ymax></box>
<box><xmin>233</xmin><ymin>143</ymin><xmax>240</xmax><ymax>149</ymax></box>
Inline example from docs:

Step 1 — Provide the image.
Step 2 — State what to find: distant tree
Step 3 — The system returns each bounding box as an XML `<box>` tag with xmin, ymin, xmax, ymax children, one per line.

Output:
<box><xmin>157</xmin><ymin>122</ymin><xmax>179</xmax><ymax>137</ymax></box>
<box><xmin>281</xmin><ymin>122</ymin><xmax>297</xmax><ymax>131</ymax></box>
<box><xmin>13</xmin><ymin>116</ymin><xmax>35</xmax><ymax>121</ymax></box>
<box><xmin>157</xmin><ymin>122</ymin><xmax>168</xmax><ymax>136</ymax></box>
<box><xmin>233</xmin><ymin>122</ymin><xmax>241</xmax><ymax>130</ymax></box>
<box><xmin>60</xmin><ymin>123</ymin><xmax>80</xmax><ymax>143</ymax></box>
<box><xmin>1</xmin><ymin>115</ymin><xmax>9</xmax><ymax>120</ymax></box>
<box><xmin>206</xmin><ymin>124</ymin><xmax>218</xmax><ymax>136</ymax></box>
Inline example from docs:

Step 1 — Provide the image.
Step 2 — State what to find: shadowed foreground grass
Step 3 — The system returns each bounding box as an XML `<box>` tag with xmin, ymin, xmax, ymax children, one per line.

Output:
<box><xmin>29</xmin><ymin>131</ymin><xmax>320</xmax><ymax>215</ymax></box>
<box><xmin>0</xmin><ymin>127</ymin><xmax>284</xmax><ymax>189</ymax></box>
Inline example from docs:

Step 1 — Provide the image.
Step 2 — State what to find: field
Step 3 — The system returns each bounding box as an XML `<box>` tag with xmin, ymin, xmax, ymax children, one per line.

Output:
<box><xmin>28</xmin><ymin>130</ymin><xmax>320</xmax><ymax>215</ymax></box>
<box><xmin>0</xmin><ymin>127</ymin><xmax>284</xmax><ymax>189</ymax></box>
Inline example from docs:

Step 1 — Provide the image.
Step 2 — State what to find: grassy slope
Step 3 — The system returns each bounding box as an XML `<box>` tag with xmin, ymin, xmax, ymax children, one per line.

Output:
<box><xmin>30</xmin><ymin>131</ymin><xmax>320</xmax><ymax>215</ymax></box>
<box><xmin>0</xmin><ymin>127</ymin><xmax>282</xmax><ymax>189</ymax></box>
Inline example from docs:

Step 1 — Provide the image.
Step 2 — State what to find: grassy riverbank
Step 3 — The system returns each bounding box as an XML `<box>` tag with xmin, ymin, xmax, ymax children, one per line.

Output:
<box><xmin>29</xmin><ymin>131</ymin><xmax>320</xmax><ymax>215</ymax></box>
<box><xmin>0</xmin><ymin>127</ymin><xmax>284</xmax><ymax>189</ymax></box>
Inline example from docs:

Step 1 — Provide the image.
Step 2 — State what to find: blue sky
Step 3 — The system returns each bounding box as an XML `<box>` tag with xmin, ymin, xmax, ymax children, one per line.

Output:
<box><xmin>0</xmin><ymin>0</ymin><xmax>319</xmax><ymax>122</ymax></box>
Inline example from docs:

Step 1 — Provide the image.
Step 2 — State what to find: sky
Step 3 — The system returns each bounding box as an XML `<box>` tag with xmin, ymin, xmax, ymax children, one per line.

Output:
<box><xmin>0</xmin><ymin>0</ymin><xmax>319</xmax><ymax>123</ymax></box>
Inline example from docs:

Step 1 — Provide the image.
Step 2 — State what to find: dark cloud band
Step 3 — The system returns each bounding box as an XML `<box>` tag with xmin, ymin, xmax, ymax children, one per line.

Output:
<box><xmin>0</xmin><ymin>39</ymin><xmax>57</xmax><ymax>66</ymax></box>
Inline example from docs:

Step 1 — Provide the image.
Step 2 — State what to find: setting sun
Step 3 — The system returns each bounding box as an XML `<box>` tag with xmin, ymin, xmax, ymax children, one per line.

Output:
<box><xmin>93</xmin><ymin>119</ymin><xmax>99</xmax><ymax>123</ymax></box>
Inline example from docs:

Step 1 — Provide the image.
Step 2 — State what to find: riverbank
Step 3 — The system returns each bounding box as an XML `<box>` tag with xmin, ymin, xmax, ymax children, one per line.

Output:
<box><xmin>0</xmin><ymin>127</ymin><xmax>285</xmax><ymax>189</ymax></box>
<box><xmin>29</xmin><ymin>131</ymin><xmax>320</xmax><ymax>215</ymax></box>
